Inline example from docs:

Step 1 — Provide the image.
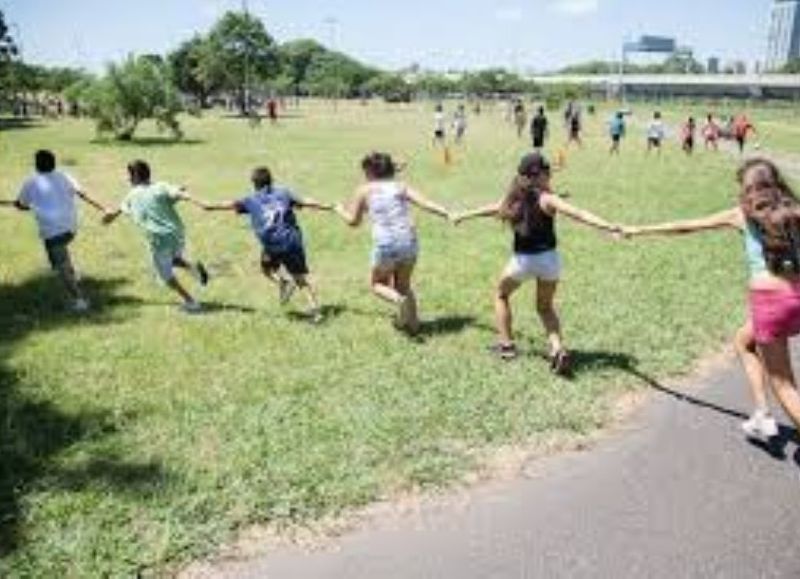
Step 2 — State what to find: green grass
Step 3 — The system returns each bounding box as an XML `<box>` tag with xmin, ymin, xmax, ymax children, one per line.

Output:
<box><xmin>0</xmin><ymin>100</ymin><xmax>768</xmax><ymax>575</ymax></box>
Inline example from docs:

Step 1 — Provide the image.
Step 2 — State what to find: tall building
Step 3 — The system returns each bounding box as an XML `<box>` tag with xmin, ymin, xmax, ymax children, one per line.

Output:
<box><xmin>766</xmin><ymin>0</ymin><xmax>800</xmax><ymax>70</ymax></box>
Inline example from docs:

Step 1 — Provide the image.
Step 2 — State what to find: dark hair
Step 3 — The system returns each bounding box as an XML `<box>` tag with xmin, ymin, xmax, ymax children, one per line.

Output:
<box><xmin>361</xmin><ymin>151</ymin><xmax>397</xmax><ymax>180</ymax></box>
<box><xmin>738</xmin><ymin>158</ymin><xmax>800</xmax><ymax>274</ymax></box>
<box><xmin>35</xmin><ymin>149</ymin><xmax>56</xmax><ymax>173</ymax></box>
<box><xmin>127</xmin><ymin>159</ymin><xmax>151</xmax><ymax>184</ymax></box>
<box><xmin>251</xmin><ymin>166</ymin><xmax>273</xmax><ymax>190</ymax></box>
<box><xmin>537</xmin><ymin>106</ymin><xmax>545</xmax><ymax>115</ymax></box>
<box><xmin>499</xmin><ymin>153</ymin><xmax>551</xmax><ymax>231</ymax></box>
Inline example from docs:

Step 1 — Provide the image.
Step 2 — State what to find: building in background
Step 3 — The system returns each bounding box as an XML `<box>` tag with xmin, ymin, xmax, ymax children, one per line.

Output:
<box><xmin>766</xmin><ymin>0</ymin><xmax>800</xmax><ymax>70</ymax></box>
<box><xmin>707</xmin><ymin>57</ymin><xmax>720</xmax><ymax>74</ymax></box>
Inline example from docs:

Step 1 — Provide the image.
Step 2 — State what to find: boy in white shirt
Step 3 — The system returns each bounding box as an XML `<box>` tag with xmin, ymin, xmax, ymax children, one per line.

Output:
<box><xmin>646</xmin><ymin>111</ymin><xmax>665</xmax><ymax>154</ymax></box>
<box><xmin>1</xmin><ymin>150</ymin><xmax>110</xmax><ymax>311</ymax></box>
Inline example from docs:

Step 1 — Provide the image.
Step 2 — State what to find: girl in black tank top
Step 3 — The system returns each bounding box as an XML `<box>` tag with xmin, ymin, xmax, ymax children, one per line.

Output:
<box><xmin>453</xmin><ymin>152</ymin><xmax>623</xmax><ymax>372</ymax></box>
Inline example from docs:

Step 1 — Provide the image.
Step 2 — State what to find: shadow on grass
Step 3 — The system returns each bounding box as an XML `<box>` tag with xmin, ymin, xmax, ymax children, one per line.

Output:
<box><xmin>0</xmin><ymin>117</ymin><xmax>45</xmax><ymax>132</ymax></box>
<box><xmin>89</xmin><ymin>137</ymin><xmax>206</xmax><ymax>147</ymax></box>
<box><xmin>0</xmin><ymin>274</ymin><xmax>173</xmax><ymax>557</ymax></box>
<box><xmin>418</xmin><ymin>315</ymin><xmax>493</xmax><ymax>337</ymax></box>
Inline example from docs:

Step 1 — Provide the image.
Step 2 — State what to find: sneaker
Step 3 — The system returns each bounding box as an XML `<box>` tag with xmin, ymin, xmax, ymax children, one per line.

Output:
<box><xmin>181</xmin><ymin>301</ymin><xmax>203</xmax><ymax>314</ymax></box>
<box><xmin>489</xmin><ymin>343</ymin><xmax>518</xmax><ymax>360</ymax></box>
<box><xmin>308</xmin><ymin>308</ymin><xmax>324</xmax><ymax>325</ymax></box>
<box><xmin>550</xmin><ymin>349</ymin><xmax>572</xmax><ymax>377</ymax></box>
<box><xmin>278</xmin><ymin>278</ymin><xmax>295</xmax><ymax>305</ymax></box>
<box><xmin>70</xmin><ymin>298</ymin><xmax>90</xmax><ymax>313</ymax></box>
<box><xmin>742</xmin><ymin>411</ymin><xmax>779</xmax><ymax>438</ymax></box>
<box><xmin>195</xmin><ymin>262</ymin><xmax>210</xmax><ymax>286</ymax></box>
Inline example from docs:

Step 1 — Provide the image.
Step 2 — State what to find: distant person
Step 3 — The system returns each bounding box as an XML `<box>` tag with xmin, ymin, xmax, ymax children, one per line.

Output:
<box><xmin>530</xmin><ymin>106</ymin><xmax>549</xmax><ymax>151</ymax></box>
<box><xmin>433</xmin><ymin>103</ymin><xmax>447</xmax><ymax>147</ymax></box>
<box><xmin>646</xmin><ymin>111</ymin><xmax>665</xmax><ymax>154</ymax></box>
<box><xmin>1</xmin><ymin>149</ymin><xmax>110</xmax><ymax>312</ymax></box>
<box><xmin>681</xmin><ymin>117</ymin><xmax>697</xmax><ymax>155</ymax></box>
<box><xmin>334</xmin><ymin>152</ymin><xmax>451</xmax><ymax>335</ymax></box>
<box><xmin>625</xmin><ymin>158</ymin><xmax>800</xmax><ymax>437</ymax></box>
<box><xmin>103</xmin><ymin>160</ymin><xmax>209</xmax><ymax>313</ymax></box>
<box><xmin>266</xmin><ymin>98</ymin><xmax>278</xmax><ymax>124</ymax></box>
<box><xmin>567</xmin><ymin>108</ymin><xmax>583</xmax><ymax>148</ymax></box>
<box><xmin>452</xmin><ymin>104</ymin><xmax>468</xmax><ymax>144</ymax></box>
<box><xmin>513</xmin><ymin>99</ymin><xmax>527</xmax><ymax>138</ymax></box>
<box><xmin>733</xmin><ymin>114</ymin><xmax>757</xmax><ymax>154</ymax></box>
<box><xmin>702</xmin><ymin>113</ymin><xmax>721</xmax><ymax>151</ymax></box>
<box><xmin>195</xmin><ymin>166</ymin><xmax>333</xmax><ymax>322</ymax></box>
<box><xmin>473</xmin><ymin>100</ymin><xmax>482</xmax><ymax>115</ymax></box>
<box><xmin>453</xmin><ymin>152</ymin><xmax>623</xmax><ymax>370</ymax></box>
<box><xmin>608</xmin><ymin>111</ymin><xmax>626</xmax><ymax>155</ymax></box>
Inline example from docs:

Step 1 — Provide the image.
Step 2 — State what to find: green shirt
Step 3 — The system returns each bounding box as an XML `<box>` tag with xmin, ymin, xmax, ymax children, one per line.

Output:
<box><xmin>121</xmin><ymin>183</ymin><xmax>185</xmax><ymax>251</ymax></box>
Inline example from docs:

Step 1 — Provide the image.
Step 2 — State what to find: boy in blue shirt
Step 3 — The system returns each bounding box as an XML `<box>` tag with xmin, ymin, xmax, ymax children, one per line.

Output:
<box><xmin>199</xmin><ymin>167</ymin><xmax>333</xmax><ymax>321</ymax></box>
<box><xmin>608</xmin><ymin>111</ymin><xmax>626</xmax><ymax>155</ymax></box>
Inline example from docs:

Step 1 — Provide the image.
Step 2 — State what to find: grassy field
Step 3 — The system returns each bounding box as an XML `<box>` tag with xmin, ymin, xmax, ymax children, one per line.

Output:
<box><xmin>1</xmin><ymin>99</ymin><xmax>788</xmax><ymax>575</ymax></box>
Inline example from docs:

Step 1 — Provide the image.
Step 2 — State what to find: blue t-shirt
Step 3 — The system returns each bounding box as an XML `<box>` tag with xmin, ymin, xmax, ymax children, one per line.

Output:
<box><xmin>609</xmin><ymin>116</ymin><xmax>625</xmax><ymax>137</ymax></box>
<box><xmin>235</xmin><ymin>186</ymin><xmax>302</xmax><ymax>252</ymax></box>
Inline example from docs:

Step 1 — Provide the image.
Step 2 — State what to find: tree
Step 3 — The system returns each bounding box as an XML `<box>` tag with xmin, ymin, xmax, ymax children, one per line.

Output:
<box><xmin>198</xmin><ymin>11</ymin><xmax>279</xmax><ymax>112</ymax></box>
<box><xmin>80</xmin><ymin>54</ymin><xmax>183</xmax><ymax>140</ymax></box>
<box><xmin>168</xmin><ymin>35</ymin><xmax>218</xmax><ymax>108</ymax></box>
<box><xmin>0</xmin><ymin>10</ymin><xmax>16</xmax><ymax>62</ymax></box>
<box><xmin>364</xmin><ymin>73</ymin><xmax>412</xmax><ymax>102</ymax></box>
<box><xmin>780</xmin><ymin>58</ymin><xmax>800</xmax><ymax>74</ymax></box>
<box><xmin>278</xmin><ymin>39</ymin><xmax>327</xmax><ymax>95</ymax></box>
<box><xmin>302</xmin><ymin>50</ymin><xmax>378</xmax><ymax>98</ymax></box>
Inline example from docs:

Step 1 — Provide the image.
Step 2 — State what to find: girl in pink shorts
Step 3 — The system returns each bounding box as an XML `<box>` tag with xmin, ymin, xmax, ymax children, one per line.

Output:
<box><xmin>627</xmin><ymin>158</ymin><xmax>800</xmax><ymax>438</ymax></box>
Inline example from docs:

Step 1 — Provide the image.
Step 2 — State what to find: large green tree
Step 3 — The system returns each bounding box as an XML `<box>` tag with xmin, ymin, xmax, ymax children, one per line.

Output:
<box><xmin>168</xmin><ymin>35</ymin><xmax>218</xmax><ymax>108</ymax></box>
<box><xmin>198</xmin><ymin>11</ymin><xmax>279</xmax><ymax>112</ymax></box>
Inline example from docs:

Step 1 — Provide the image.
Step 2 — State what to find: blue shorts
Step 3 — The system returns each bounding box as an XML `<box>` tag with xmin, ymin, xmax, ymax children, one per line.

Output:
<box><xmin>372</xmin><ymin>239</ymin><xmax>418</xmax><ymax>269</ymax></box>
<box><xmin>262</xmin><ymin>244</ymin><xmax>308</xmax><ymax>276</ymax></box>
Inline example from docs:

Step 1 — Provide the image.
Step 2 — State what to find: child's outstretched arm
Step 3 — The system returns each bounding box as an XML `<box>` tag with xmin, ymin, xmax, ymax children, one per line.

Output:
<box><xmin>452</xmin><ymin>201</ymin><xmax>501</xmax><ymax>225</ymax></box>
<box><xmin>102</xmin><ymin>208</ymin><xmax>123</xmax><ymax>225</ymax></box>
<box><xmin>334</xmin><ymin>189</ymin><xmax>367</xmax><ymax>227</ymax></box>
<box><xmin>296</xmin><ymin>197</ymin><xmax>334</xmax><ymax>212</ymax></box>
<box><xmin>542</xmin><ymin>194</ymin><xmax>621</xmax><ymax>234</ymax></box>
<box><xmin>76</xmin><ymin>188</ymin><xmax>111</xmax><ymax>214</ymax></box>
<box><xmin>0</xmin><ymin>199</ymin><xmax>23</xmax><ymax>208</ymax></box>
<box><xmin>405</xmin><ymin>187</ymin><xmax>450</xmax><ymax>220</ymax></box>
<box><xmin>625</xmin><ymin>207</ymin><xmax>741</xmax><ymax>237</ymax></box>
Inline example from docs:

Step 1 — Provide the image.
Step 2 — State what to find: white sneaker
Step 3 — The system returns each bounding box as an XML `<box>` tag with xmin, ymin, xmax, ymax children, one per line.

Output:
<box><xmin>71</xmin><ymin>298</ymin><xmax>90</xmax><ymax>313</ymax></box>
<box><xmin>181</xmin><ymin>301</ymin><xmax>203</xmax><ymax>314</ymax></box>
<box><xmin>742</xmin><ymin>411</ymin><xmax>779</xmax><ymax>438</ymax></box>
<box><xmin>278</xmin><ymin>278</ymin><xmax>295</xmax><ymax>305</ymax></box>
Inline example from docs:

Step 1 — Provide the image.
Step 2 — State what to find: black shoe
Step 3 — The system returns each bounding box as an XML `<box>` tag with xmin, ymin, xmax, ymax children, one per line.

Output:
<box><xmin>489</xmin><ymin>343</ymin><xmax>518</xmax><ymax>360</ymax></box>
<box><xmin>550</xmin><ymin>349</ymin><xmax>572</xmax><ymax>376</ymax></box>
<box><xmin>196</xmin><ymin>262</ymin><xmax>210</xmax><ymax>286</ymax></box>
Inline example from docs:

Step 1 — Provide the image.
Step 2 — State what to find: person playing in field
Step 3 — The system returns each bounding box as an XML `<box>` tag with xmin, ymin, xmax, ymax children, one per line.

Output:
<box><xmin>452</xmin><ymin>104</ymin><xmax>468</xmax><ymax>145</ymax></box>
<box><xmin>702</xmin><ymin>113</ymin><xmax>720</xmax><ymax>151</ymax></box>
<box><xmin>433</xmin><ymin>103</ymin><xmax>447</xmax><ymax>147</ymax></box>
<box><xmin>681</xmin><ymin>116</ymin><xmax>697</xmax><ymax>156</ymax></box>
<box><xmin>334</xmin><ymin>152</ymin><xmax>451</xmax><ymax>335</ymax></box>
<box><xmin>531</xmin><ymin>106</ymin><xmax>549</xmax><ymax>152</ymax></box>
<box><xmin>195</xmin><ymin>166</ymin><xmax>333</xmax><ymax>322</ymax></box>
<box><xmin>646</xmin><ymin>111</ymin><xmax>665</xmax><ymax>155</ymax></box>
<box><xmin>567</xmin><ymin>107</ymin><xmax>583</xmax><ymax>148</ymax></box>
<box><xmin>513</xmin><ymin>99</ymin><xmax>527</xmax><ymax>139</ymax></box>
<box><xmin>453</xmin><ymin>152</ymin><xmax>623</xmax><ymax>371</ymax></box>
<box><xmin>608</xmin><ymin>111</ymin><xmax>626</xmax><ymax>155</ymax></box>
<box><xmin>103</xmin><ymin>160</ymin><xmax>209</xmax><ymax>313</ymax></box>
<box><xmin>733</xmin><ymin>114</ymin><xmax>757</xmax><ymax>154</ymax></box>
<box><xmin>1</xmin><ymin>149</ymin><xmax>110</xmax><ymax>312</ymax></box>
<box><xmin>625</xmin><ymin>158</ymin><xmax>800</xmax><ymax>438</ymax></box>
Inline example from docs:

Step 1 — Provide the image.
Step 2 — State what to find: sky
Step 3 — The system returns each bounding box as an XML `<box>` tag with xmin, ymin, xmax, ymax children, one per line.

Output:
<box><xmin>2</xmin><ymin>0</ymin><xmax>777</xmax><ymax>73</ymax></box>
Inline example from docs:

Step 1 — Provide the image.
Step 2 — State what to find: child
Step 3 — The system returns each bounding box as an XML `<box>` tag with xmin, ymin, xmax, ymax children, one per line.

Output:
<box><xmin>625</xmin><ymin>158</ymin><xmax>800</xmax><ymax>437</ymax></box>
<box><xmin>681</xmin><ymin>117</ymin><xmax>697</xmax><ymax>155</ymax></box>
<box><xmin>196</xmin><ymin>166</ymin><xmax>333</xmax><ymax>322</ymax></box>
<box><xmin>646</xmin><ymin>111</ymin><xmax>665</xmax><ymax>154</ymax></box>
<box><xmin>733</xmin><ymin>114</ymin><xmax>757</xmax><ymax>154</ymax></box>
<box><xmin>433</xmin><ymin>104</ymin><xmax>447</xmax><ymax>147</ymax></box>
<box><xmin>2</xmin><ymin>149</ymin><xmax>110</xmax><ymax>312</ymax></box>
<box><xmin>452</xmin><ymin>104</ymin><xmax>468</xmax><ymax>145</ymax></box>
<box><xmin>608</xmin><ymin>111</ymin><xmax>626</xmax><ymax>155</ymax></box>
<box><xmin>453</xmin><ymin>152</ymin><xmax>622</xmax><ymax>371</ymax></box>
<box><xmin>513</xmin><ymin>99</ymin><xmax>527</xmax><ymax>139</ymax></box>
<box><xmin>334</xmin><ymin>152</ymin><xmax>451</xmax><ymax>335</ymax></box>
<box><xmin>103</xmin><ymin>160</ymin><xmax>209</xmax><ymax>312</ymax></box>
<box><xmin>530</xmin><ymin>106</ymin><xmax>549</xmax><ymax>152</ymax></box>
<box><xmin>702</xmin><ymin>113</ymin><xmax>720</xmax><ymax>151</ymax></box>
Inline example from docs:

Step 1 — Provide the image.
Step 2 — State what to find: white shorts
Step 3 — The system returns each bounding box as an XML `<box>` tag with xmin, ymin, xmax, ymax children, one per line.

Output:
<box><xmin>504</xmin><ymin>250</ymin><xmax>561</xmax><ymax>282</ymax></box>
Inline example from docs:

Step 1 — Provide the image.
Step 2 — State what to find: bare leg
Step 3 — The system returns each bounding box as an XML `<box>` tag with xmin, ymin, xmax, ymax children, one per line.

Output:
<box><xmin>371</xmin><ymin>267</ymin><xmax>404</xmax><ymax>304</ymax></box>
<box><xmin>56</xmin><ymin>256</ymin><xmax>84</xmax><ymax>301</ymax></box>
<box><xmin>393</xmin><ymin>260</ymin><xmax>419</xmax><ymax>334</ymax></box>
<box><xmin>760</xmin><ymin>339</ymin><xmax>800</xmax><ymax>431</ymax></box>
<box><xmin>536</xmin><ymin>279</ymin><xmax>564</xmax><ymax>355</ymax></box>
<box><xmin>293</xmin><ymin>274</ymin><xmax>321</xmax><ymax>313</ymax></box>
<box><xmin>734</xmin><ymin>322</ymin><xmax>769</xmax><ymax>412</ymax></box>
<box><xmin>495</xmin><ymin>276</ymin><xmax>522</xmax><ymax>346</ymax></box>
<box><xmin>166</xmin><ymin>276</ymin><xmax>195</xmax><ymax>304</ymax></box>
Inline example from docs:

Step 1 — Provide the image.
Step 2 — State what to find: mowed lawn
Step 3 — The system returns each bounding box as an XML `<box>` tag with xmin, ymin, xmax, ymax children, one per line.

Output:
<box><xmin>0</xmin><ymin>100</ymin><xmax>754</xmax><ymax>575</ymax></box>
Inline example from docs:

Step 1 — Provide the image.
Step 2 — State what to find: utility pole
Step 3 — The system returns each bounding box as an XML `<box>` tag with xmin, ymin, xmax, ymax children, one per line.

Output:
<box><xmin>242</xmin><ymin>0</ymin><xmax>251</xmax><ymax>115</ymax></box>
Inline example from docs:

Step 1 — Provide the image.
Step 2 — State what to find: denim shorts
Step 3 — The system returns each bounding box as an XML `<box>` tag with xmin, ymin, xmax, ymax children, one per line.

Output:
<box><xmin>44</xmin><ymin>231</ymin><xmax>75</xmax><ymax>271</ymax></box>
<box><xmin>151</xmin><ymin>241</ymin><xmax>185</xmax><ymax>282</ymax></box>
<box><xmin>504</xmin><ymin>250</ymin><xmax>562</xmax><ymax>282</ymax></box>
<box><xmin>372</xmin><ymin>239</ymin><xmax>418</xmax><ymax>269</ymax></box>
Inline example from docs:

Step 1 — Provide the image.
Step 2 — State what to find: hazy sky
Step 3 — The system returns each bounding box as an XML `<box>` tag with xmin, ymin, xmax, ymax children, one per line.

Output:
<box><xmin>2</xmin><ymin>0</ymin><xmax>776</xmax><ymax>72</ymax></box>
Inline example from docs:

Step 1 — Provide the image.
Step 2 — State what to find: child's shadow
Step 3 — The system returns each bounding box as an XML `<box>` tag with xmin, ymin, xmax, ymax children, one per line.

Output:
<box><xmin>285</xmin><ymin>304</ymin><xmax>347</xmax><ymax>324</ymax></box>
<box><xmin>418</xmin><ymin>315</ymin><xmax>492</xmax><ymax>337</ymax></box>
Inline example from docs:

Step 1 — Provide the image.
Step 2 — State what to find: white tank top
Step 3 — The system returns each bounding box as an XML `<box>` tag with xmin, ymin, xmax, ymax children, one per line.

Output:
<box><xmin>366</xmin><ymin>181</ymin><xmax>416</xmax><ymax>247</ymax></box>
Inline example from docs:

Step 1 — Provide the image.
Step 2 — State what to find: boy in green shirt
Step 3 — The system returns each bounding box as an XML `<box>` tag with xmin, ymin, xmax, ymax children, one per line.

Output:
<box><xmin>103</xmin><ymin>160</ymin><xmax>208</xmax><ymax>312</ymax></box>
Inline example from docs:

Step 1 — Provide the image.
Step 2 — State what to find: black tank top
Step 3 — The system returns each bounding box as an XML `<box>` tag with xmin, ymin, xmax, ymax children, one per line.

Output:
<box><xmin>513</xmin><ymin>192</ymin><xmax>557</xmax><ymax>254</ymax></box>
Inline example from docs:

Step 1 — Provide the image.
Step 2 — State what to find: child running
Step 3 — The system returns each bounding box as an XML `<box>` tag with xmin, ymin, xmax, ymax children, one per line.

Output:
<box><xmin>103</xmin><ymin>160</ymin><xmax>209</xmax><ymax>312</ymax></box>
<box><xmin>646</xmin><ymin>111</ymin><xmax>665</xmax><ymax>155</ymax></box>
<box><xmin>452</xmin><ymin>104</ymin><xmax>468</xmax><ymax>145</ymax></box>
<box><xmin>2</xmin><ymin>149</ymin><xmax>110</xmax><ymax>312</ymax></box>
<box><xmin>530</xmin><ymin>106</ymin><xmax>549</xmax><ymax>152</ymax></box>
<box><xmin>196</xmin><ymin>166</ymin><xmax>333</xmax><ymax>322</ymax></box>
<box><xmin>334</xmin><ymin>152</ymin><xmax>451</xmax><ymax>335</ymax></box>
<box><xmin>733</xmin><ymin>114</ymin><xmax>757</xmax><ymax>154</ymax></box>
<box><xmin>681</xmin><ymin>117</ymin><xmax>697</xmax><ymax>155</ymax></box>
<box><xmin>625</xmin><ymin>158</ymin><xmax>800</xmax><ymax>437</ymax></box>
<box><xmin>453</xmin><ymin>152</ymin><xmax>623</xmax><ymax>371</ymax></box>
<box><xmin>608</xmin><ymin>111</ymin><xmax>626</xmax><ymax>155</ymax></box>
<box><xmin>702</xmin><ymin>113</ymin><xmax>720</xmax><ymax>151</ymax></box>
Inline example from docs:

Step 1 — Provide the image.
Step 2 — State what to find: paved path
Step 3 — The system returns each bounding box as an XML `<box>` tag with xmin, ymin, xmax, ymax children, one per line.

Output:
<box><xmin>204</xmin><ymin>351</ymin><xmax>800</xmax><ymax>579</ymax></box>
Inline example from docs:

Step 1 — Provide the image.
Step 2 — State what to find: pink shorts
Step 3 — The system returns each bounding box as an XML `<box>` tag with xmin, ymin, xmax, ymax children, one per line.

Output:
<box><xmin>749</xmin><ymin>284</ymin><xmax>800</xmax><ymax>344</ymax></box>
